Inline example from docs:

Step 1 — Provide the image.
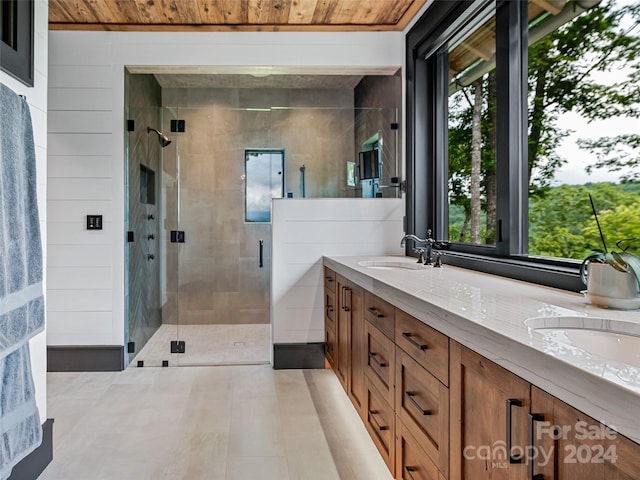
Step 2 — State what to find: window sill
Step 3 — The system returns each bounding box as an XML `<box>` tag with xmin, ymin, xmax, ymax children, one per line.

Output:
<box><xmin>438</xmin><ymin>251</ymin><xmax>585</xmax><ymax>292</ymax></box>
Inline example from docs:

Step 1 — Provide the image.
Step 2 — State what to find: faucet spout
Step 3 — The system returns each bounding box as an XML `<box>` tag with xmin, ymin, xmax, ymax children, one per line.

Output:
<box><xmin>400</xmin><ymin>234</ymin><xmax>426</xmax><ymax>248</ymax></box>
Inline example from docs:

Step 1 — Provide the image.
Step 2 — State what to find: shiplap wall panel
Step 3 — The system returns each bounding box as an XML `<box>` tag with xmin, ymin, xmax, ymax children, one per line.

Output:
<box><xmin>48</xmin><ymin>223</ymin><xmax>111</xmax><ymax>245</ymax></box>
<box><xmin>46</xmin><ymin>312</ymin><xmax>114</xmax><ymax>345</ymax></box>
<box><xmin>48</xmin><ymin>133</ymin><xmax>114</xmax><ymax>155</ymax></box>
<box><xmin>48</xmin><ymin>88</ymin><xmax>113</xmax><ymax>111</ymax></box>
<box><xmin>48</xmin><ymin>267</ymin><xmax>113</xmax><ymax>290</ymax></box>
<box><xmin>48</xmin><ymin>245</ymin><xmax>113</xmax><ymax>267</ymax></box>
<box><xmin>48</xmin><ymin>155</ymin><xmax>113</xmax><ymax>178</ymax></box>
<box><xmin>48</xmin><ymin>178</ymin><xmax>113</xmax><ymax>200</ymax></box>
<box><xmin>48</xmin><ymin>66</ymin><xmax>113</xmax><ymax>88</ymax></box>
<box><xmin>47</xmin><ymin>200</ymin><xmax>113</xmax><ymax>222</ymax></box>
<box><xmin>272</xmin><ymin>198</ymin><xmax>404</xmax><ymax>344</ymax></box>
<box><xmin>47</xmin><ymin>290</ymin><xmax>113</xmax><ymax>312</ymax></box>
<box><xmin>48</xmin><ymin>111</ymin><xmax>113</xmax><ymax>133</ymax></box>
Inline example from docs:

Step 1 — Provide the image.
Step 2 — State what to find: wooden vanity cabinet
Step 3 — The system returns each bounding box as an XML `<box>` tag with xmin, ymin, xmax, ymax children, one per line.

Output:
<box><xmin>323</xmin><ymin>265</ymin><xmax>640</xmax><ymax>480</ymax></box>
<box><xmin>530</xmin><ymin>386</ymin><xmax>640</xmax><ymax>480</ymax></box>
<box><xmin>450</xmin><ymin>340</ymin><xmax>530</xmax><ymax>480</ymax></box>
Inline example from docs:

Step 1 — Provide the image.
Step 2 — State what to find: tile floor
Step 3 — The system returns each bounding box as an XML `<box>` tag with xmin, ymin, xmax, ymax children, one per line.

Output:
<box><xmin>132</xmin><ymin>324</ymin><xmax>271</xmax><ymax>367</ymax></box>
<box><xmin>38</xmin><ymin>365</ymin><xmax>393</xmax><ymax>480</ymax></box>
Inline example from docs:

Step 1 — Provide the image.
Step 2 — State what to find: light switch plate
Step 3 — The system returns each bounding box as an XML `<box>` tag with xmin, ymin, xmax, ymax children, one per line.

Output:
<box><xmin>87</xmin><ymin>215</ymin><xmax>103</xmax><ymax>230</ymax></box>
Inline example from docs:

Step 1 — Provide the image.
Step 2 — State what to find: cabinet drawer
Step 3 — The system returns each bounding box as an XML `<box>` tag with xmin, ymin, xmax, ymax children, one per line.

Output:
<box><xmin>396</xmin><ymin>420</ymin><xmax>442</xmax><ymax>480</ymax></box>
<box><xmin>364</xmin><ymin>377</ymin><xmax>395</xmax><ymax>474</ymax></box>
<box><xmin>325</xmin><ymin>325</ymin><xmax>336</xmax><ymax>367</ymax></box>
<box><xmin>396</xmin><ymin>347</ymin><xmax>449</xmax><ymax>476</ymax></box>
<box><xmin>324</xmin><ymin>267</ymin><xmax>336</xmax><ymax>292</ymax></box>
<box><xmin>395</xmin><ymin>309</ymin><xmax>449</xmax><ymax>386</ymax></box>
<box><xmin>364</xmin><ymin>320</ymin><xmax>395</xmax><ymax>407</ymax></box>
<box><xmin>325</xmin><ymin>290</ymin><xmax>336</xmax><ymax>332</ymax></box>
<box><xmin>363</xmin><ymin>291</ymin><xmax>395</xmax><ymax>339</ymax></box>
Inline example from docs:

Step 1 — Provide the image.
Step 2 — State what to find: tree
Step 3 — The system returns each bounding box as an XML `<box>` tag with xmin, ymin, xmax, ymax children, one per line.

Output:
<box><xmin>529</xmin><ymin>0</ymin><xmax>640</xmax><ymax>185</ymax></box>
<box><xmin>529</xmin><ymin>182</ymin><xmax>640</xmax><ymax>258</ymax></box>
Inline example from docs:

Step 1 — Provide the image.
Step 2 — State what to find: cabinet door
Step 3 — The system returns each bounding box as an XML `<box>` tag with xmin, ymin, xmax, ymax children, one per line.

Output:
<box><xmin>324</xmin><ymin>323</ymin><xmax>336</xmax><ymax>367</ymax></box>
<box><xmin>324</xmin><ymin>268</ymin><xmax>337</xmax><ymax>368</ymax></box>
<box><xmin>348</xmin><ymin>282</ymin><xmax>365</xmax><ymax>418</ymax></box>
<box><xmin>530</xmin><ymin>386</ymin><xmax>640</xmax><ymax>480</ymax></box>
<box><xmin>336</xmin><ymin>275</ymin><xmax>350</xmax><ymax>391</ymax></box>
<box><xmin>450</xmin><ymin>341</ymin><xmax>529</xmax><ymax>480</ymax></box>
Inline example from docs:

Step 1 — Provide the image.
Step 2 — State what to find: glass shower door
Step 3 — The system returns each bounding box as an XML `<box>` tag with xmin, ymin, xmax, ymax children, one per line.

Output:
<box><xmin>162</xmin><ymin>106</ymin><xmax>271</xmax><ymax>366</ymax></box>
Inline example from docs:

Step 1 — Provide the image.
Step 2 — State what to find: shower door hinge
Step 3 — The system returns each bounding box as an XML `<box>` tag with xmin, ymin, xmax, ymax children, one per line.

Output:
<box><xmin>170</xmin><ymin>119</ymin><xmax>186</xmax><ymax>133</ymax></box>
<box><xmin>171</xmin><ymin>340</ymin><xmax>186</xmax><ymax>354</ymax></box>
<box><xmin>170</xmin><ymin>230</ymin><xmax>185</xmax><ymax>243</ymax></box>
<box><xmin>127</xmin><ymin>341</ymin><xmax>135</xmax><ymax>353</ymax></box>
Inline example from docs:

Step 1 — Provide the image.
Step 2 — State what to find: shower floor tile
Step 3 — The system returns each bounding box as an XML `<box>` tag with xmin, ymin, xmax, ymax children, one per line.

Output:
<box><xmin>131</xmin><ymin>324</ymin><xmax>270</xmax><ymax>367</ymax></box>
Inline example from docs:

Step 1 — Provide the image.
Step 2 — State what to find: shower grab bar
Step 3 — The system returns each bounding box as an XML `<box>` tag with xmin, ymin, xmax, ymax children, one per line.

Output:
<box><xmin>259</xmin><ymin>239</ymin><xmax>264</xmax><ymax>268</ymax></box>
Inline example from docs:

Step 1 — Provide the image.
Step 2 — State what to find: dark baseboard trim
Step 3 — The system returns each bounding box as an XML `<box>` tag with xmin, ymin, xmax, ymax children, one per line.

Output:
<box><xmin>9</xmin><ymin>419</ymin><xmax>54</xmax><ymax>480</ymax></box>
<box><xmin>48</xmin><ymin>345</ymin><xmax>124</xmax><ymax>372</ymax></box>
<box><xmin>273</xmin><ymin>343</ymin><xmax>325</xmax><ymax>369</ymax></box>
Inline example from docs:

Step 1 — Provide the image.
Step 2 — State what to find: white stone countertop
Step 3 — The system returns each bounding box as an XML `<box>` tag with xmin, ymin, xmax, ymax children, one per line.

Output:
<box><xmin>323</xmin><ymin>255</ymin><xmax>640</xmax><ymax>443</ymax></box>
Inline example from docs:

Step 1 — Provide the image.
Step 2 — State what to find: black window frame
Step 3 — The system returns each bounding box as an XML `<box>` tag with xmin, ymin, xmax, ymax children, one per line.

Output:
<box><xmin>1</xmin><ymin>0</ymin><xmax>34</xmax><ymax>87</ymax></box>
<box><xmin>406</xmin><ymin>0</ymin><xmax>584</xmax><ymax>292</ymax></box>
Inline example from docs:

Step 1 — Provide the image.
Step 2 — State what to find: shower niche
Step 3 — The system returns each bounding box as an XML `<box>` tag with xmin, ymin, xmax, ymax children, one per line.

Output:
<box><xmin>139</xmin><ymin>165</ymin><xmax>155</xmax><ymax>205</ymax></box>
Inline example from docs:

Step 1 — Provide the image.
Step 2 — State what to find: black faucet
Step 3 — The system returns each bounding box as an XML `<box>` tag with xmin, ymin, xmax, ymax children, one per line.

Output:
<box><xmin>424</xmin><ymin>229</ymin><xmax>435</xmax><ymax>265</ymax></box>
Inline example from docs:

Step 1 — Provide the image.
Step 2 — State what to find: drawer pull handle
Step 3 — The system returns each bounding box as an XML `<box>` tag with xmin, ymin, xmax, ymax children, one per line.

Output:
<box><xmin>405</xmin><ymin>466</ymin><xmax>418</xmax><ymax>480</ymax></box>
<box><xmin>326</xmin><ymin>306</ymin><xmax>334</xmax><ymax>313</ymax></box>
<box><xmin>368</xmin><ymin>410</ymin><xmax>389</xmax><ymax>431</ymax></box>
<box><xmin>368</xmin><ymin>352</ymin><xmax>387</xmax><ymax>368</ymax></box>
<box><xmin>341</xmin><ymin>287</ymin><xmax>351</xmax><ymax>312</ymax></box>
<box><xmin>367</xmin><ymin>306</ymin><xmax>384</xmax><ymax>318</ymax></box>
<box><xmin>402</xmin><ymin>332</ymin><xmax>428</xmax><ymax>350</ymax></box>
<box><xmin>405</xmin><ymin>391</ymin><xmax>432</xmax><ymax>415</ymax></box>
<box><xmin>507</xmin><ymin>398</ymin><xmax>523</xmax><ymax>464</ymax></box>
<box><xmin>325</xmin><ymin>276</ymin><xmax>334</xmax><ymax>282</ymax></box>
<box><xmin>529</xmin><ymin>413</ymin><xmax>546</xmax><ymax>480</ymax></box>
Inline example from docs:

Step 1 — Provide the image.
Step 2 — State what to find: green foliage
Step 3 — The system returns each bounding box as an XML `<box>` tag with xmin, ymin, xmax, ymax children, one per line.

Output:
<box><xmin>529</xmin><ymin>182</ymin><xmax>640</xmax><ymax>259</ymax></box>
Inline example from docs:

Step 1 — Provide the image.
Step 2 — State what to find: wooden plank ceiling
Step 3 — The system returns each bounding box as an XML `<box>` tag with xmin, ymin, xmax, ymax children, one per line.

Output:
<box><xmin>48</xmin><ymin>0</ymin><xmax>428</xmax><ymax>31</ymax></box>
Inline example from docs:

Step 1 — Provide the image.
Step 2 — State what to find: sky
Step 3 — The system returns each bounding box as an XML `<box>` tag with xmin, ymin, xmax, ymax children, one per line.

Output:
<box><xmin>552</xmin><ymin>112</ymin><xmax>634</xmax><ymax>185</ymax></box>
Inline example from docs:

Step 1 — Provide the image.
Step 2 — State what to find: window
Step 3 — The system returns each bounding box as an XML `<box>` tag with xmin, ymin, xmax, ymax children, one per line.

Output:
<box><xmin>447</xmin><ymin>10</ymin><xmax>498</xmax><ymax>245</ymax></box>
<box><xmin>406</xmin><ymin>0</ymin><xmax>640</xmax><ymax>291</ymax></box>
<box><xmin>245</xmin><ymin>149</ymin><xmax>284</xmax><ymax>223</ymax></box>
<box><xmin>1</xmin><ymin>0</ymin><xmax>34</xmax><ymax>86</ymax></box>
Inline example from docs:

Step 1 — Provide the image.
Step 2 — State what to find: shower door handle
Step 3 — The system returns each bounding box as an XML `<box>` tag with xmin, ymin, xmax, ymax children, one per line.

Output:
<box><xmin>259</xmin><ymin>239</ymin><xmax>264</xmax><ymax>268</ymax></box>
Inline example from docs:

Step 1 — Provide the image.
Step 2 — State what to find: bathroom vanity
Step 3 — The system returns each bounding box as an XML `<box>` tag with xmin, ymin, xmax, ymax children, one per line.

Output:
<box><xmin>323</xmin><ymin>255</ymin><xmax>640</xmax><ymax>480</ymax></box>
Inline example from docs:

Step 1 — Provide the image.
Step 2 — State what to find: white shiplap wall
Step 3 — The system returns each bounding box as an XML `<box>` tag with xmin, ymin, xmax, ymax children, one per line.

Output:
<box><xmin>47</xmin><ymin>30</ymin><xmax>404</xmax><ymax>349</ymax></box>
<box><xmin>271</xmin><ymin>198</ymin><xmax>404</xmax><ymax>344</ymax></box>
<box><xmin>1</xmin><ymin>0</ymin><xmax>49</xmax><ymax>419</ymax></box>
<box><xmin>47</xmin><ymin>38</ymin><xmax>115</xmax><ymax>346</ymax></box>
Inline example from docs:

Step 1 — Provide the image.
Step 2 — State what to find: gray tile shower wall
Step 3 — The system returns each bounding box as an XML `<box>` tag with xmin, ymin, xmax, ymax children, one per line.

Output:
<box><xmin>159</xmin><ymin>87</ymin><xmax>355</xmax><ymax>327</ymax></box>
<box><xmin>125</xmin><ymin>73</ymin><xmax>163</xmax><ymax>362</ymax></box>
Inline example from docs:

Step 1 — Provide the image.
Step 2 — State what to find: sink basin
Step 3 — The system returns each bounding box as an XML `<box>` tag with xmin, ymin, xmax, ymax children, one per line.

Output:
<box><xmin>526</xmin><ymin>316</ymin><xmax>640</xmax><ymax>367</ymax></box>
<box><xmin>357</xmin><ymin>260</ymin><xmax>426</xmax><ymax>271</ymax></box>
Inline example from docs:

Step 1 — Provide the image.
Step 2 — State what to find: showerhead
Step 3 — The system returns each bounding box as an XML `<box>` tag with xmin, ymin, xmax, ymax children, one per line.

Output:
<box><xmin>147</xmin><ymin>127</ymin><xmax>171</xmax><ymax>148</ymax></box>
